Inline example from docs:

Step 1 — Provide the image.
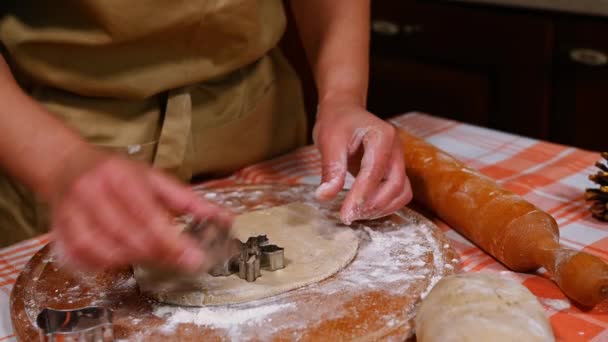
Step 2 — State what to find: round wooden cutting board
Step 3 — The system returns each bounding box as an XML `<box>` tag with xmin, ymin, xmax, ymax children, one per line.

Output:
<box><xmin>11</xmin><ymin>184</ymin><xmax>458</xmax><ymax>341</ymax></box>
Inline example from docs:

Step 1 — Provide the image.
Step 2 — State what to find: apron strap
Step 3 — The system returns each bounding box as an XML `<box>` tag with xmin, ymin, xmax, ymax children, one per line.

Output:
<box><xmin>153</xmin><ymin>86</ymin><xmax>193</xmax><ymax>181</ymax></box>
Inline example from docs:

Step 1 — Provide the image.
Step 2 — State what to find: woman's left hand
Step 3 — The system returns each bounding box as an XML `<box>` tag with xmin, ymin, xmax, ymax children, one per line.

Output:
<box><xmin>313</xmin><ymin>97</ymin><xmax>413</xmax><ymax>224</ymax></box>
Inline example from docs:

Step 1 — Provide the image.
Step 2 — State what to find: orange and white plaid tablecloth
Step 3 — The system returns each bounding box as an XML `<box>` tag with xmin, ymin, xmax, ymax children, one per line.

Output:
<box><xmin>0</xmin><ymin>112</ymin><xmax>606</xmax><ymax>341</ymax></box>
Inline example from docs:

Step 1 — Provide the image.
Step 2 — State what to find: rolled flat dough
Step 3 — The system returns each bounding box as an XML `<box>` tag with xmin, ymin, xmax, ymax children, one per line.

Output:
<box><xmin>415</xmin><ymin>273</ymin><xmax>555</xmax><ymax>342</ymax></box>
<box><xmin>135</xmin><ymin>202</ymin><xmax>359</xmax><ymax>306</ymax></box>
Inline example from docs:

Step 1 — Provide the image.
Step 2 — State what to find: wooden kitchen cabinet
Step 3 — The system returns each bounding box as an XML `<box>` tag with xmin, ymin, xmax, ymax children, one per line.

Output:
<box><xmin>369</xmin><ymin>0</ymin><xmax>554</xmax><ymax>139</ymax></box>
<box><xmin>552</xmin><ymin>17</ymin><xmax>608</xmax><ymax>152</ymax></box>
<box><xmin>368</xmin><ymin>56</ymin><xmax>492</xmax><ymax>127</ymax></box>
<box><xmin>367</xmin><ymin>0</ymin><xmax>606</xmax><ymax>151</ymax></box>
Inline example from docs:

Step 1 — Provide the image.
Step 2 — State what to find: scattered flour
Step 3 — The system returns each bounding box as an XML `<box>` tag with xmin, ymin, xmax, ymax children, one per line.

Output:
<box><xmin>151</xmin><ymin>214</ymin><xmax>454</xmax><ymax>339</ymax></box>
<box><xmin>155</xmin><ymin>302</ymin><xmax>293</xmax><ymax>337</ymax></box>
<box><xmin>150</xmin><ymin>185</ymin><xmax>456</xmax><ymax>339</ymax></box>
<box><xmin>316</xmin><ymin>224</ymin><xmax>437</xmax><ymax>295</ymax></box>
<box><xmin>23</xmin><ymin>183</ymin><xmax>456</xmax><ymax>341</ymax></box>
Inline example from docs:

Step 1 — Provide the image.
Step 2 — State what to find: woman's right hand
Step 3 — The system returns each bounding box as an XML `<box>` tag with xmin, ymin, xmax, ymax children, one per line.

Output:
<box><xmin>48</xmin><ymin>147</ymin><xmax>233</xmax><ymax>272</ymax></box>
<box><xmin>0</xmin><ymin>55</ymin><xmax>233</xmax><ymax>272</ymax></box>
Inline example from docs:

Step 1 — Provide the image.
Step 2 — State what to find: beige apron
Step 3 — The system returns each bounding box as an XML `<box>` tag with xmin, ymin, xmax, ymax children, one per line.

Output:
<box><xmin>0</xmin><ymin>1</ymin><xmax>308</xmax><ymax>246</ymax></box>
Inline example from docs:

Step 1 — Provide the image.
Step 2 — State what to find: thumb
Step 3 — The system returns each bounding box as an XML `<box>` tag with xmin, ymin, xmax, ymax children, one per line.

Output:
<box><xmin>315</xmin><ymin>134</ymin><xmax>348</xmax><ymax>202</ymax></box>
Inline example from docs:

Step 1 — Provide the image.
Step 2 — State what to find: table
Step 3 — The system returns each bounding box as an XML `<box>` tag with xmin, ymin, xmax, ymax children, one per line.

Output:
<box><xmin>1</xmin><ymin>112</ymin><xmax>606</xmax><ymax>341</ymax></box>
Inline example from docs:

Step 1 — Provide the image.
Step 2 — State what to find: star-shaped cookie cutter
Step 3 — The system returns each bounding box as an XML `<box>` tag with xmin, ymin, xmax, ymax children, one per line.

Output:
<box><xmin>208</xmin><ymin>235</ymin><xmax>285</xmax><ymax>282</ymax></box>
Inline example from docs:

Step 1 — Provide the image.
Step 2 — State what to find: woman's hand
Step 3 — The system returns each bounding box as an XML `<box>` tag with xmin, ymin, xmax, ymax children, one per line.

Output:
<box><xmin>0</xmin><ymin>54</ymin><xmax>232</xmax><ymax>272</ymax></box>
<box><xmin>48</xmin><ymin>146</ymin><xmax>233</xmax><ymax>272</ymax></box>
<box><xmin>288</xmin><ymin>0</ymin><xmax>409</xmax><ymax>223</ymax></box>
<box><xmin>313</xmin><ymin>98</ymin><xmax>413</xmax><ymax>224</ymax></box>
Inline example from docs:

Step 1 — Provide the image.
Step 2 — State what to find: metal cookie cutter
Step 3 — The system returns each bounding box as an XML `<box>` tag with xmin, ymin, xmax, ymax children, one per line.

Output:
<box><xmin>183</xmin><ymin>217</ymin><xmax>238</xmax><ymax>271</ymax></box>
<box><xmin>36</xmin><ymin>306</ymin><xmax>113</xmax><ymax>342</ymax></box>
<box><xmin>209</xmin><ymin>235</ymin><xmax>285</xmax><ymax>282</ymax></box>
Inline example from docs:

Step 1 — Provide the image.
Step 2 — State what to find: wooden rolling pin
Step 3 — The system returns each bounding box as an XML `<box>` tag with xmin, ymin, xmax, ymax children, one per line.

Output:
<box><xmin>397</xmin><ymin>128</ymin><xmax>608</xmax><ymax>307</ymax></box>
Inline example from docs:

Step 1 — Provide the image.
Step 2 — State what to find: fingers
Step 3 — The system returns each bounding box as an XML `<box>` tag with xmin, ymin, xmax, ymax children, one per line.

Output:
<box><xmin>51</xmin><ymin>199</ymin><xmax>125</xmax><ymax>270</ymax></box>
<box><xmin>381</xmin><ymin>183</ymin><xmax>413</xmax><ymax>217</ymax></box>
<box><xmin>83</xmin><ymin>185</ymin><xmax>152</xmax><ymax>264</ymax></box>
<box><xmin>341</xmin><ymin>128</ymin><xmax>394</xmax><ymax>224</ymax></box>
<box><xmin>361</xmin><ymin>142</ymin><xmax>412</xmax><ymax>219</ymax></box>
<box><xmin>48</xmin><ymin>156</ymin><xmax>233</xmax><ymax>273</ymax></box>
<box><xmin>147</xmin><ymin>171</ymin><xmax>249</xmax><ymax>272</ymax></box>
<box><xmin>148</xmin><ymin>170</ymin><xmax>233</xmax><ymax>227</ymax></box>
<box><xmin>106</xmin><ymin>168</ymin><xmax>204</xmax><ymax>272</ymax></box>
<box><xmin>315</xmin><ymin>134</ymin><xmax>349</xmax><ymax>202</ymax></box>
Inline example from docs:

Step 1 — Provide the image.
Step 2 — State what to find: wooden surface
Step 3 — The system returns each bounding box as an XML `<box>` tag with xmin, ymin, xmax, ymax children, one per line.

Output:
<box><xmin>10</xmin><ymin>184</ymin><xmax>458</xmax><ymax>341</ymax></box>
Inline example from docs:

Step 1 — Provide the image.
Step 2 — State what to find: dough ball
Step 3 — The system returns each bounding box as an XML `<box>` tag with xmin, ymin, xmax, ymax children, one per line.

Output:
<box><xmin>415</xmin><ymin>272</ymin><xmax>554</xmax><ymax>342</ymax></box>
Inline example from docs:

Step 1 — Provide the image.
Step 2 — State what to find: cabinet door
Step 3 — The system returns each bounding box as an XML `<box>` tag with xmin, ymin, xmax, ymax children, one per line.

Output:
<box><xmin>369</xmin><ymin>0</ymin><xmax>553</xmax><ymax>139</ymax></box>
<box><xmin>552</xmin><ymin>18</ymin><xmax>608</xmax><ymax>152</ymax></box>
<box><xmin>369</xmin><ymin>56</ymin><xmax>491</xmax><ymax>126</ymax></box>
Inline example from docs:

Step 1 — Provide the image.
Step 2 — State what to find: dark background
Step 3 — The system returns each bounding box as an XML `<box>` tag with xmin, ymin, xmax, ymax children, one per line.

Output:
<box><xmin>280</xmin><ymin>0</ymin><xmax>607</xmax><ymax>152</ymax></box>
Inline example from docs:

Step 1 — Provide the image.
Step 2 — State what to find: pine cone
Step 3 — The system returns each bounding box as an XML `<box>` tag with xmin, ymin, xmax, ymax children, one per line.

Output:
<box><xmin>585</xmin><ymin>152</ymin><xmax>608</xmax><ymax>221</ymax></box>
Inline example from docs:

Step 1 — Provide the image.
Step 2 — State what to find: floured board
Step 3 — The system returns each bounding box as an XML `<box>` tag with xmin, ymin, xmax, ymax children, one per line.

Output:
<box><xmin>11</xmin><ymin>184</ymin><xmax>458</xmax><ymax>341</ymax></box>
